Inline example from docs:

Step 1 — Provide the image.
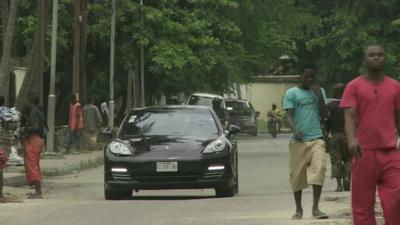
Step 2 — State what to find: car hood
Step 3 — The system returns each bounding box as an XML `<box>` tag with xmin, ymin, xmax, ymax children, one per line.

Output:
<box><xmin>121</xmin><ymin>135</ymin><xmax>219</xmax><ymax>156</ymax></box>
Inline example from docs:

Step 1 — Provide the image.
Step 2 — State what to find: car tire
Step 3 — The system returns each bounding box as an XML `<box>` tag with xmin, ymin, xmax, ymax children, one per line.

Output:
<box><xmin>215</xmin><ymin>186</ymin><xmax>234</xmax><ymax>198</ymax></box>
<box><xmin>105</xmin><ymin>188</ymin><xmax>132</xmax><ymax>200</ymax></box>
<box><xmin>234</xmin><ymin>154</ymin><xmax>239</xmax><ymax>195</ymax></box>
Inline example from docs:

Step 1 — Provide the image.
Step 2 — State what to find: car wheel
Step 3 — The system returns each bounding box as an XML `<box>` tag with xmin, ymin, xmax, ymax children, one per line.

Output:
<box><xmin>104</xmin><ymin>188</ymin><xmax>132</xmax><ymax>200</ymax></box>
<box><xmin>234</xmin><ymin>153</ymin><xmax>239</xmax><ymax>195</ymax></box>
<box><xmin>215</xmin><ymin>186</ymin><xmax>234</xmax><ymax>198</ymax></box>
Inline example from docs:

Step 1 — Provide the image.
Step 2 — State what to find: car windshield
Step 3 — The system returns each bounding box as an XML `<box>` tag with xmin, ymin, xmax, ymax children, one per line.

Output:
<box><xmin>188</xmin><ymin>96</ymin><xmax>214</xmax><ymax>107</ymax></box>
<box><xmin>226</xmin><ymin>101</ymin><xmax>252</xmax><ymax>116</ymax></box>
<box><xmin>118</xmin><ymin>108</ymin><xmax>219</xmax><ymax>138</ymax></box>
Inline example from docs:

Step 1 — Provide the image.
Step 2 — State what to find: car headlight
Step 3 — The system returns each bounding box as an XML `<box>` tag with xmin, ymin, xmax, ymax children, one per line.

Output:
<box><xmin>109</xmin><ymin>141</ymin><xmax>132</xmax><ymax>156</ymax></box>
<box><xmin>203</xmin><ymin>138</ymin><xmax>226</xmax><ymax>154</ymax></box>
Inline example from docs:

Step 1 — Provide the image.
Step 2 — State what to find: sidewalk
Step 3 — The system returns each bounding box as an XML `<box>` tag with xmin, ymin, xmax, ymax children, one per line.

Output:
<box><xmin>3</xmin><ymin>150</ymin><xmax>103</xmax><ymax>187</ymax></box>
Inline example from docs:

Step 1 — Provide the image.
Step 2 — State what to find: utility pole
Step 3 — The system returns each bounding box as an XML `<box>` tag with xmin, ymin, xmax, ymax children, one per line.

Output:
<box><xmin>72</xmin><ymin>0</ymin><xmax>81</xmax><ymax>96</ymax></box>
<box><xmin>140</xmin><ymin>0</ymin><xmax>145</xmax><ymax>107</ymax></box>
<box><xmin>109</xmin><ymin>0</ymin><xmax>116</xmax><ymax>129</ymax></box>
<box><xmin>46</xmin><ymin>0</ymin><xmax>59</xmax><ymax>153</ymax></box>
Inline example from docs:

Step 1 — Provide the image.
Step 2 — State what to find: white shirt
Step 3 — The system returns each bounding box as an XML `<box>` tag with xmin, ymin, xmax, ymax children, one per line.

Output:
<box><xmin>100</xmin><ymin>102</ymin><xmax>109</xmax><ymax>115</ymax></box>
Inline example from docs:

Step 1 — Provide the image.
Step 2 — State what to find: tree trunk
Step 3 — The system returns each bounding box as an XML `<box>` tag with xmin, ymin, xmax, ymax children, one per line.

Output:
<box><xmin>0</xmin><ymin>0</ymin><xmax>18</xmax><ymax>105</ymax></box>
<box><xmin>15</xmin><ymin>0</ymin><xmax>48</xmax><ymax>109</ymax></box>
<box><xmin>133</xmin><ymin>59</ymin><xmax>141</xmax><ymax>108</ymax></box>
<box><xmin>79</xmin><ymin>0</ymin><xmax>88</xmax><ymax>105</ymax></box>
<box><xmin>0</xmin><ymin>0</ymin><xmax>9</xmax><ymax>45</ymax></box>
<box><xmin>236</xmin><ymin>83</ymin><xmax>242</xmax><ymax>99</ymax></box>
<box><xmin>35</xmin><ymin>0</ymin><xmax>48</xmax><ymax>105</ymax></box>
<box><xmin>126</xmin><ymin>69</ymin><xmax>134</xmax><ymax>113</ymax></box>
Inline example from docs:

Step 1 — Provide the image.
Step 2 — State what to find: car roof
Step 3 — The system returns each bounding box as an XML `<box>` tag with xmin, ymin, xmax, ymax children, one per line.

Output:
<box><xmin>189</xmin><ymin>93</ymin><xmax>224</xmax><ymax>99</ymax></box>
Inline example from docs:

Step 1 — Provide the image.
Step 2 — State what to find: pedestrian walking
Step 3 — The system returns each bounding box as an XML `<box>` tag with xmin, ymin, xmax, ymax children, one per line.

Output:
<box><xmin>20</xmin><ymin>95</ymin><xmax>46</xmax><ymax>199</ymax></box>
<box><xmin>0</xmin><ymin>148</ymin><xmax>7</xmax><ymax>199</ymax></box>
<box><xmin>65</xmin><ymin>94</ymin><xmax>83</xmax><ymax>154</ymax></box>
<box><xmin>341</xmin><ymin>45</ymin><xmax>400</xmax><ymax>225</ymax></box>
<box><xmin>100</xmin><ymin>101</ymin><xmax>109</xmax><ymax>127</ymax></box>
<box><xmin>212</xmin><ymin>98</ymin><xmax>229</xmax><ymax>129</ymax></box>
<box><xmin>82</xmin><ymin>97</ymin><xmax>102</xmax><ymax>149</ymax></box>
<box><xmin>267</xmin><ymin>103</ymin><xmax>282</xmax><ymax>136</ymax></box>
<box><xmin>326</xmin><ymin>83</ymin><xmax>351</xmax><ymax>192</ymax></box>
<box><xmin>283</xmin><ymin>63</ymin><xmax>329</xmax><ymax>220</ymax></box>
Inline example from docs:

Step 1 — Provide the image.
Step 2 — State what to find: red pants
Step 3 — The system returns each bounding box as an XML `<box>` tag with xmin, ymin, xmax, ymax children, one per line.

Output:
<box><xmin>23</xmin><ymin>135</ymin><xmax>44</xmax><ymax>186</ymax></box>
<box><xmin>351</xmin><ymin>149</ymin><xmax>400</xmax><ymax>225</ymax></box>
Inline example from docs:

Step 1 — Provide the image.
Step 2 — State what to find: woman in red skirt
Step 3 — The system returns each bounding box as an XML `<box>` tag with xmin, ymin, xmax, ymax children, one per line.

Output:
<box><xmin>21</xmin><ymin>95</ymin><xmax>46</xmax><ymax>199</ymax></box>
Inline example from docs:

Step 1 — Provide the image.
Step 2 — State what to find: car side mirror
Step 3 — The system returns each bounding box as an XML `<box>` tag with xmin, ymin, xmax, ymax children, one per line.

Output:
<box><xmin>255</xmin><ymin>111</ymin><xmax>260</xmax><ymax>117</ymax></box>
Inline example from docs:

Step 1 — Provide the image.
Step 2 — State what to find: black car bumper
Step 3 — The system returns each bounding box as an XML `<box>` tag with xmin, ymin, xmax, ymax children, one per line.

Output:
<box><xmin>239</xmin><ymin>125</ymin><xmax>257</xmax><ymax>133</ymax></box>
<box><xmin>105</xmin><ymin>178</ymin><xmax>232</xmax><ymax>190</ymax></box>
<box><xmin>104</xmin><ymin>152</ymin><xmax>234</xmax><ymax>191</ymax></box>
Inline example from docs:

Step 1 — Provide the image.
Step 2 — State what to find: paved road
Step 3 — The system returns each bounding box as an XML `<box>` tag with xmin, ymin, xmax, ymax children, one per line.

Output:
<box><xmin>0</xmin><ymin>134</ymin><xmax>352</xmax><ymax>225</ymax></box>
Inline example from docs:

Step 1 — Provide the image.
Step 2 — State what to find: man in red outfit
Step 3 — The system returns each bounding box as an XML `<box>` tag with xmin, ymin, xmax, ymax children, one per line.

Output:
<box><xmin>65</xmin><ymin>94</ymin><xmax>83</xmax><ymax>154</ymax></box>
<box><xmin>341</xmin><ymin>45</ymin><xmax>400</xmax><ymax>225</ymax></box>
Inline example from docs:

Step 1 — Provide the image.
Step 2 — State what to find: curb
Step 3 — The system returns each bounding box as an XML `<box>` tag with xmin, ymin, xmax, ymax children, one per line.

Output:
<box><xmin>4</xmin><ymin>154</ymin><xmax>104</xmax><ymax>187</ymax></box>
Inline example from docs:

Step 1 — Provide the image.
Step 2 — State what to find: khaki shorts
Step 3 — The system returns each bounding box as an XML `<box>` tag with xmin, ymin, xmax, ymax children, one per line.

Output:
<box><xmin>289</xmin><ymin>139</ymin><xmax>327</xmax><ymax>191</ymax></box>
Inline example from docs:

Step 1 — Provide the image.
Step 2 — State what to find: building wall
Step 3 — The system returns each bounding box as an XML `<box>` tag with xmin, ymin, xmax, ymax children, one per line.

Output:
<box><xmin>248</xmin><ymin>82</ymin><xmax>297</xmax><ymax>121</ymax></box>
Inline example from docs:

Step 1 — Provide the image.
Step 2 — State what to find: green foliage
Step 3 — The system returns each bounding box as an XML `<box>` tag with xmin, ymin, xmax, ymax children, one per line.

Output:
<box><xmin>304</xmin><ymin>1</ymin><xmax>400</xmax><ymax>87</ymax></box>
<box><xmin>4</xmin><ymin>0</ymin><xmax>400</xmax><ymax>104</ymax></box>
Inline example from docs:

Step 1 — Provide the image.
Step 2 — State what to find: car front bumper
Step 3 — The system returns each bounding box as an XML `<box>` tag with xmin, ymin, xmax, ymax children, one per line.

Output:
<box><xmin>105</xmin><ymin>177</ymin><xmax>233</xmax><ymax>190</ymax></box>
<box><xmin>104</xmin><ymin>152</ymin><xmax>234</xmax><ymax>191</ymax></box>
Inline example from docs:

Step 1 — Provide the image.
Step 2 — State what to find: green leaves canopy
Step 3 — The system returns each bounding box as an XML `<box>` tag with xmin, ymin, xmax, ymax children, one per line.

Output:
<box><xmin>2</xmin><ymin>0</ymin><xmax>400</xmax><ymax>103</ymax></box>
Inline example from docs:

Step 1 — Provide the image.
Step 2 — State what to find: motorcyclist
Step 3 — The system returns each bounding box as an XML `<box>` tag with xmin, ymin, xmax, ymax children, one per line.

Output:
<box><xmin>212</xmin><ymin>98</ymin><xmax>229</xmax><ymax>129</ymax></box>
<box><xmin>267</xmin><ymin>103</ymin><xmax>281</xmax><ymax>135</ymax></box>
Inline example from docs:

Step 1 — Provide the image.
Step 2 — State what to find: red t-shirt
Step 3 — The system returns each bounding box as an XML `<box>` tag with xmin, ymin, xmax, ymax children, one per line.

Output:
<box><xmin>68</xmin><ymin>102</ymin><xmax>84</xmax><ymax>131</ymax></box>
<box><xmin>340</xmin><ymin>75</ymin><xmax>400</xmax><ymax>150</ymax></box>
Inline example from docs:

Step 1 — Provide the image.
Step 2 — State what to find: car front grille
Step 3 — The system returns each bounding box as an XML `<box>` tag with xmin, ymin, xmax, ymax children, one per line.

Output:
<box><xmin>134</xmin><ymin>175</ymin><xmax>199</xmax><ymax>183</ymax></box>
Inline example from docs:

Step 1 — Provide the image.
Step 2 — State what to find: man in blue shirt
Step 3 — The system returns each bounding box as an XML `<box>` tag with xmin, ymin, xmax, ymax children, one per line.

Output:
<box><xmin>283</xmin><ymin>64</ymin><xmax>329</xmax><ymax>220</ymax></box>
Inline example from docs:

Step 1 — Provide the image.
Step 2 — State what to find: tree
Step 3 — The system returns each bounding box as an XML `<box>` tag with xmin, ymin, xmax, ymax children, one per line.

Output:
<box><xmin>0</xmin><ymin>0</ymin><xmax>9</xmax><ymax>44</ymax></box>
<box><xmin>15</xmin><ymin>0</ymin><xmax>49</xmax><ymax>109</ymax></box>
<box><xmin>79</xmin><ymin>0</ymin><xmax>88</xmax><ymax>104</ymax></box>
<box><xmin>304</xmin><ymin>0</ymin><xmax>400</xmax><ymax>87</ymax></box>
<box><xmin>0</xmin><ymin>0</ymin><xmax>19</xmax><ymax>104</ymax></box>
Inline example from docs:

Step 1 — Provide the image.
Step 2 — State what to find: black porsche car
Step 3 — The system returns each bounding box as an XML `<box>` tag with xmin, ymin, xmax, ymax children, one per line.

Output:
<box><xmin>104</xmin><ymin>105</ymin><xmax>240</xmax><ymax>200</ymax></box>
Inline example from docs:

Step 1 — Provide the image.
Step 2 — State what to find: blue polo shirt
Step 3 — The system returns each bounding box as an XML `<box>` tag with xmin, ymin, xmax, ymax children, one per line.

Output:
<box><xmin>283</xmin><ymin>87</ymin><xmax>327</xmax><ymax>143</ymax></box>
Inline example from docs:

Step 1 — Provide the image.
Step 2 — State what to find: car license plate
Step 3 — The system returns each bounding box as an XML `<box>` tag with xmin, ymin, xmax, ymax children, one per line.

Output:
<box><xmin>156</xmin><ymin>162</ymin><xmax>178</xmax><ymax>172</ymax></box>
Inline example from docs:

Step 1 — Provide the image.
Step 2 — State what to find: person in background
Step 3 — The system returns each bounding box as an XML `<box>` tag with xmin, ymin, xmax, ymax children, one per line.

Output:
<box><xmin>100</xmin><ymin>101</ymin><xmax>109</xmax><ymax>127</ymax></box>
<box><xmin>82</xmin><ymin>97</ymin><xmax>102</xmax><ymax>149</ymax></box>
<box><xmin>20</xmin><ymin>95</ymin><xmax>46</xmax><ymax>199</ymax></box>
<box><xmin>65</xmin><ymin>94</ymin><xmax>83</xmax><ymax>154</ymax></box>
<box><xmin>212</xmin><ymin>98</ymin><xmax>229</xmax><ymax>129</ymax></box>
<box><xmin>0</xmin><ymin>148</ymin><xmax>8</xmax><ymax>199</ymax></box>
<box><xmin>0</xmin><ymin>96</ymin><xmax>6</xmax><ymax>121</ymax></box>
<box><xmin>326</xmin><ymin>83</ymin><xmax>351</xmax><ymax>192</ymax></box>
<box><xmin>267</xmin><ymin>103</ymin><xmax>282</xmax><ymax>134</ymax></box>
